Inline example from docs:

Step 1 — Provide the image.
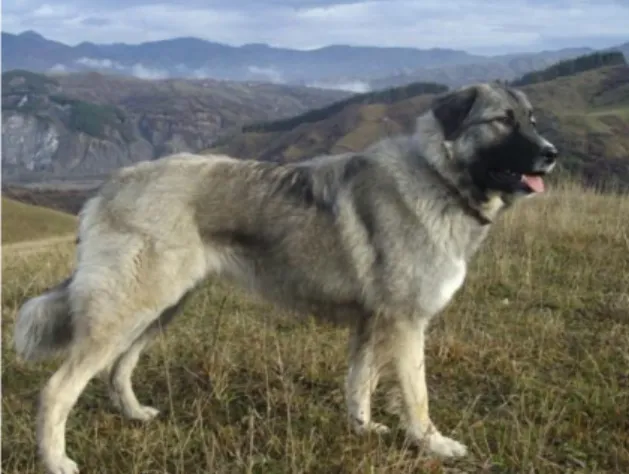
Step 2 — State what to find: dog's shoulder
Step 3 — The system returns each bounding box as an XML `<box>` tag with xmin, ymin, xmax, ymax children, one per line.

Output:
<box><xmin>292</xmin><ymin>151</ymin><xmax>381</xmax><ymax>209</ymax></box>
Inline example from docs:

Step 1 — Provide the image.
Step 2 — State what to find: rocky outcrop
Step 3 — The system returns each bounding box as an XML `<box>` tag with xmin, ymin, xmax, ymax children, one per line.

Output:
<box><xmin>1</xmin><ymin>71</ymin><xmax>349</xmax><ymax>183</ymax></box>
<box><xmin>2</xmin><ymin>108</ymin><xmax>154</xmax><ymax>181</ymax></box>
<box><xmin>2</xmin><ymin>113</ymin><xmax>60</xmax><ymax>171</ymax></box>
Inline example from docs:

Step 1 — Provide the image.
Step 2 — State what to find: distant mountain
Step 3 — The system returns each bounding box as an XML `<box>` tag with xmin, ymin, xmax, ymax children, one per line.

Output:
<box><xmin>1</xmin><ymin>31</ymin><xmax>479</xmax><ymax>91</ymax></box>
<box><xmin>368</xmin><ymin>47</ymin><xmax>597</xmax><ymax>89</ymax></box>
<box><xmin>370</xmin><ymin>43</ymin><xmax>629</xmax><ymax>90</ymax></box>
<box><xmin>1</xmin><ymin>70</ymin><xmax>349</xmax><ymax>183</ymax></box>
<box><xmin>612</xmin><ymin>42</ymin><xmax>629</xmax><ymax>61</ymax></box>
<box><xmin>4</xmin><ymin>30</ymin><xmax>627</xmax><ymax>91</ymax></box>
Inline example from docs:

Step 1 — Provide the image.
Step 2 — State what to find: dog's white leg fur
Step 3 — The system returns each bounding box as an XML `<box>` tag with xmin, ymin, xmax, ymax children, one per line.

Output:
<box><xmin>108</xmin><ymin>329</ymin><xmax>159</xmax><ymax>421</ymax></box>
<box><xmin>394</xmin><ymin>320</ymin><xmax>467</xmax><ymax>458</ymax></box>
<box><xmin>38</xmin><ymin>342</ymin><xmax>118</xmax><ymax>474</ymax></box>
<box><xmin>345</xmin><ymin>325</ymin><xmax>389</xmax><ymax>434</ymax></box>
<box><xmin>36</xmin><ymin>263</ymin><xmax>179</xmax><ymax>472</ymax></box>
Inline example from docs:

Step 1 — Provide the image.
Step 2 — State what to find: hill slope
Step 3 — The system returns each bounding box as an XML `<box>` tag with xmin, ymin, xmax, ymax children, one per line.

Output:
<box><xmin>511</xmin><ymin>51</ymin><xmax>626</xmax><ymax>87</ymax></box>
<box><xmin>208</xmin><ymin>82</ymin><xmax>443</xmax><ymax>162</ymax></box>
<box><xmin>1</xmin><ymin>197</ymin><xmax>77</xmax><ymax>244</ymax></box>
<box><xmin>1</xmin><ymin>70</ymin><xmax>349</xmax><ymax>183</ymax></box>
<box><xmin>210</xmin><ymin>65</ymin><xmax>629</xmax><ymax>188</ymax></box>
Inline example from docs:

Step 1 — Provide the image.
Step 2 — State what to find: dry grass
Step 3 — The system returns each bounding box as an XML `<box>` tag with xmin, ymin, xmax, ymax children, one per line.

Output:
<box><xmin>2</xmin><ymin>182</ymin><xmax>629</xmax><ymax>473</ymax></box>
<box><xmin>1</xmin><ymin>198</ymin><xmax>77</xmax><ymax>245</ymax></box>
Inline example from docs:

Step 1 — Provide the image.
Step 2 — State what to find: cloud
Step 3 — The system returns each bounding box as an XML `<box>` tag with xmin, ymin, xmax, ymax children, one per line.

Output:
<box><xmin>48</xmin><ymin>63</ymin><xmax>69</xmax><ymax>73</ymax></box>
<box><xmin>307</xmin><ymin>79</ymin><xmax>371</xmax><ymax>93</ymax></box>
<box><xmin>247</xmin><ymin>66</ymin><xmax>285</xmax><ymax>84</ymax></box>
<box><xmin>80</xmin><ymin>17</ymin><xmax>111</xmax><ymax>27</ymax></box>
<box><xmin>129</xmin><ymin>63</ymin><xmax>169</xmax><ymax>80</ymax></box>
<box><xmin>2</xmin><ymin>0</ymin><xmax>628</xmax><ymax>55</ymax></box>
<box><xmin>74</xmin><ymin>57</ymin><xmax>170</xmax><ymax>79</ymax></box>
<box><xmin>75</xmin><ymin>57</ymin><xmax>123</xmax><ymax>69</ymax></box>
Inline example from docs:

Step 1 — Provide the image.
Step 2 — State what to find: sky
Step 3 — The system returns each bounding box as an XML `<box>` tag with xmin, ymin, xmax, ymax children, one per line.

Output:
<box><xmin>2</xmin><ymin>0</ymin><xmax>629</xmax><ymax>55</ymax></box>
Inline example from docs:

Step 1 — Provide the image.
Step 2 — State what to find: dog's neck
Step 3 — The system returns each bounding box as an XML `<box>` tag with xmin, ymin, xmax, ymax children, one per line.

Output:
<box><xmin>414</xmin><ymin>114</ymin><xmax>504</xmax><ymax>226</ymax></box>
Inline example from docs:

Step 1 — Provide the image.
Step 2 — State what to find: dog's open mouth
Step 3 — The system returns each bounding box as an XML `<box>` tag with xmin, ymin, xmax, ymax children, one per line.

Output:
<box><xmin>521</xmin><ymin>174</ymin><xmax>544</xmax><ymax>193</ymax></box>
<box><xmin>488</xmin><ymin>170</ymin><xmax>546</xmax><ymax>193</ymax></box>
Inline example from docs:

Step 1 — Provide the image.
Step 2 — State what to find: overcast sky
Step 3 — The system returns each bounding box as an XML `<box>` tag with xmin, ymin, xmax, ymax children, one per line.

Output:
<box><xmin>2</xmin><ymin>0</ymin><xmax>628</xmax><ymax>55</ymax></box>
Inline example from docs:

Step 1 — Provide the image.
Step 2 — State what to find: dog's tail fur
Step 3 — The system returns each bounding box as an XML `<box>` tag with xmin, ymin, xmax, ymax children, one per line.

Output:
<box><xmin>14</xmin><ymin>276</ymin><xmax>74</xmax><ymax>361</ymax></box>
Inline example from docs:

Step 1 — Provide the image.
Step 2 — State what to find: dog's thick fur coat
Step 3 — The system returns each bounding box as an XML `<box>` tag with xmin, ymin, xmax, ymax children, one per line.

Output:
<box><xmin>14</xmin><ymin>82</ymin><xmax>558</xmax><ymax>474</ymax></box>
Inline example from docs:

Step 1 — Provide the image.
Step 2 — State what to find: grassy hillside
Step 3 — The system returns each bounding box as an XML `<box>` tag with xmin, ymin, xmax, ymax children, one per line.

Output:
<box><xmin>2</xmin><ymin>182</ymin><xmax>628</xmax><ymax>473</ymax></box>
<box><xmin>209</xmin><ymin>65</ymin><xmax>629</xmax><ymax>189</ymax></box>
<box><xmin>1</xmin><ymin>197</ymin><xmax>76</xmax><ymax>244</ymax></box>
<box><xmin>209</xmin><ymin>83</ymin><xmax>439</xmax><ymax>162</ymax></box>
<box><xmin>242</xmin><ymin>81</ymin><xmax>448</xmax><ymax>134</ymax></box>
<box><xmin>2</xmin><ymin>185</ymin><xmax>99</xmax><ymax>216</ymax></box>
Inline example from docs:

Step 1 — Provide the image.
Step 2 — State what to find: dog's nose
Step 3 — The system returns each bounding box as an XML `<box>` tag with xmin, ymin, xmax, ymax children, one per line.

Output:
<box><xmin>541</xmin><ymin>144</ymin><xmax>558</xmax><ymax>160</ymax></box>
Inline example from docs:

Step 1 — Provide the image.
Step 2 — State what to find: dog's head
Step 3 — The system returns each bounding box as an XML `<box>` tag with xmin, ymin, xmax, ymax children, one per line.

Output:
<box><xmin>429</xmin><ymin>82</ymin><xmax>557</xmax><ymax>207</ymax></box>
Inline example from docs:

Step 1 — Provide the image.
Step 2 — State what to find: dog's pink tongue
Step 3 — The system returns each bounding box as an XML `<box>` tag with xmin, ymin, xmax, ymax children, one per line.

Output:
<box><xmin>521</xmin><ymin>175</ymin><xmax>544</xmax><ymax>193</ymax></box>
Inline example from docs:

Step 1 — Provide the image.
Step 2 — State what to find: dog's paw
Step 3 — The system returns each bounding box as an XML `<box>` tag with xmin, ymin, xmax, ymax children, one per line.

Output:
<box><xmin>424</xmin><ymin>432</ymin><xmax>467</xmax><ymax>458</ymax></box>
<box><xmin>352</xmin><ymin>419</ymin><xmax>391</xmax><ymax>435</ymax></box>
<box><xmin>126</xmin><ymin>405</ymin><xmax>160</xmax><ymax>422</ymax></box>
<box><xmin>44</xmin><ymin>455</ymin><xmax>79</xmax><ymax>474</ymax></box>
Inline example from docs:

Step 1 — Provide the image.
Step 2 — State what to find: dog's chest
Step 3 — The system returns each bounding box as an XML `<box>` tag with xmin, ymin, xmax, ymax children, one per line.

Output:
<box><xmin>418</xmin><ymin>258</ymin><xmax>467</xmax><ymax>316</ymax></box>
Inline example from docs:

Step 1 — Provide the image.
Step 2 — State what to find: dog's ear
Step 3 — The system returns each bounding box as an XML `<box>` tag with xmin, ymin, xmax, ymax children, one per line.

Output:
<box><xmin>431</xmin><ymin>86</ymin><xmax>479</xmax><ymax>139</ymax></box>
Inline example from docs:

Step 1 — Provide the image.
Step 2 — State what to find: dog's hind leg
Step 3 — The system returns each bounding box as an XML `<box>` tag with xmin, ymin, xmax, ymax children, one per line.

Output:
<box><xmin>38</xmin><ymin>339</ymin><xmax>124</xmax><ymax>474</ymax></box>
<box><xmin>107</xmin><ymin>329</ymin><xmax>160</xmax><ymax>421</ymax></box>
<box><xmin>392</xmin><ymin>319</ymin><xmax>467</xmax><ymax>458</ymax></box>
<box><xmin>345</xmin><ymin>319</ymin><xmax>389</xmax><ymax>435</ymax></box>
<box><xmin>36</xmin><ymin>262</ymin><xmax>187</xmax><ymax>473</ymax></box>
<box><xmin>108</xmin><ymin>292</ymin><xmax>191</xmax><ymax>421</ymax></box>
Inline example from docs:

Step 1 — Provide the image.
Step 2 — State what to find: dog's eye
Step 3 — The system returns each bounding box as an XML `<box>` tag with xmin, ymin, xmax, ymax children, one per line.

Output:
<box><xmin>502</xmin><ymin>109</ymin><xmax>515</xmax><ymax>123</ymax></box>
<box><xmin>498</xmin><ymin>109</ymin><xmax>517</xmax><ymax>128</ymax></box>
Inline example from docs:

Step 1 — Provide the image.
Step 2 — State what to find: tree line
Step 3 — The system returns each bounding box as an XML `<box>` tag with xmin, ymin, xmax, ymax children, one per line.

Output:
<box><xmin>511</xmin><ymin>51</ymin><xmax>626</xmax><ymax>87</ymax></box>
<box><xmin>242</xmin><ymin>81</ymin><xmax>449</xmax><ymax>134</ymax></box>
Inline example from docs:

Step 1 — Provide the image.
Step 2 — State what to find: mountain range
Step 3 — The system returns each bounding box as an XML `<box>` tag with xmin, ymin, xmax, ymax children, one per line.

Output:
<box><xmin>3</xmin><ymin>30</ymin><xmax>629</xmax><ymax>91</ymax></box>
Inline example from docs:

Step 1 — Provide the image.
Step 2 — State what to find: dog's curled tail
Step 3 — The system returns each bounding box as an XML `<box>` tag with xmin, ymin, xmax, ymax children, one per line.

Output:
<box><xmin>14</xmin><ymin>277</ymin><xmax>74</xmax><ymax>362</ymax></box>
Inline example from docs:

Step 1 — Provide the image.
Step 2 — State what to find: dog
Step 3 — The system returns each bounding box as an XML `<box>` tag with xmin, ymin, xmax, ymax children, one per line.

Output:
<box><xmin>14</xmin><ymin>81</ymin><xmax>558</xmax><ymax>474</ymax></box>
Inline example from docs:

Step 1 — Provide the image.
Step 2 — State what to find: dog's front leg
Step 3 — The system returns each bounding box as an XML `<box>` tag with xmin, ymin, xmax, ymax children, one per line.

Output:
<box><xmin>393</xmin><ymin>319</ymin><xmax>467</xmax><ymax>458</ymax></box>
